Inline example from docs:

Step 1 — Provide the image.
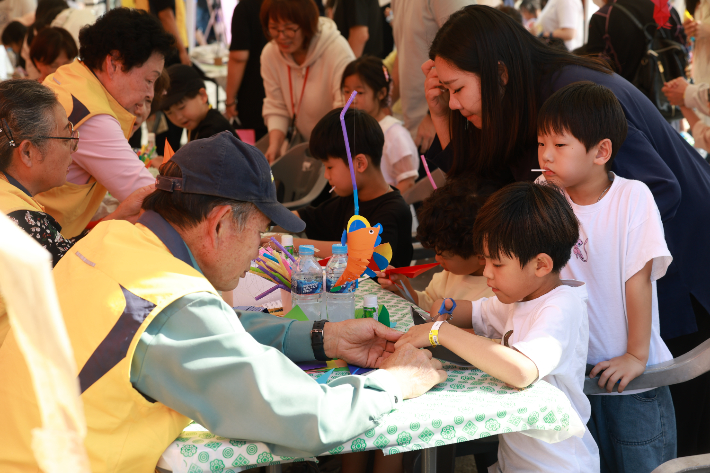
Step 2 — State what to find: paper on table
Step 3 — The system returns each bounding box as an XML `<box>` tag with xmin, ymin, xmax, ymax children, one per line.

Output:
<box><xmin>231</xmin><ymin>271</ymin><xmax>281</xmax><ymax>307</ymax></box>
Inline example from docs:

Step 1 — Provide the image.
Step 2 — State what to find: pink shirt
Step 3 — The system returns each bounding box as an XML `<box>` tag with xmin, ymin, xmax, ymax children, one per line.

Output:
<box><xmin>67</xmin><ymin>114</ymin><xmax>154</xmax><ymax>201</ymax></box>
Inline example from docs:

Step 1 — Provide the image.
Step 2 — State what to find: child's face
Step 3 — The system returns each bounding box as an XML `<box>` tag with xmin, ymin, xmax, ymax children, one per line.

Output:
<box><xmin>480</xmin><ymin>249</ymin><xmax>543</xmax><ymax>304</ymax></box>
<box><xmin>323</xmin><ymin>157</ymin><xmax>354</xmax><ymax>197</ymax></box>
<box><xmin>164</xmin><ymin>89</ymin><xmax>209</xmax><ymax>131</ymax></box>
<box><xmin>537</xmin><ymin>130</ymin><xmax>604</xmax><ymax>189</ymax></box>
<box><xmin>435</xmin><ymin>252</ymin><xmax>484</xmax><ymax>276</ymax></box>
<box><xmin>342</xmin><ymin>74</ymin><xmax>384</xmax><ymax>118</ymax></box>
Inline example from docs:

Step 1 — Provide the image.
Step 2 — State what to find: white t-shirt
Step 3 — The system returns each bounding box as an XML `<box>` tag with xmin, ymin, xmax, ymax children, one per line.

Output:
<box><xmin>415</xmin><ymin>270</ymin><xmax>494</xmax><ymax>312</ymax></box>
<box><xmin>552</xmin><ymin>174</ymin><xmax>673</xmax><ymax>394</ymax></box>
<box><xmin>536</xmin><ymin>0</ymin><xmax>584</xmax><ymax>51</ymax></box>
<box><xmin>378</xmin><ymin>115</ymin><xmax>420</xmax><ymax>187</ymax></box>
<box><xmin>471</xmin><ymin>282</ymin><xmax>600</xmax><ymax>473</ymax></box>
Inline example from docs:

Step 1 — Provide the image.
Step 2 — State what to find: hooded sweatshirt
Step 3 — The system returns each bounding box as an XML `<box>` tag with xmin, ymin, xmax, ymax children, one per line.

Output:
<box><xmin>261</xmin><ymin>17</ymin><xmax>355</xmax><ymax>140</ymax></box>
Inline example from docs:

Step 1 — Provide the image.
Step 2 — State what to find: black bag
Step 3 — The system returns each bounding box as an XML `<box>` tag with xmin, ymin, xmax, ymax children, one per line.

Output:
<box><xmin>611</xmin><ymin>3</ymin><xmax>688</xmax><ymax>120</ymax></box>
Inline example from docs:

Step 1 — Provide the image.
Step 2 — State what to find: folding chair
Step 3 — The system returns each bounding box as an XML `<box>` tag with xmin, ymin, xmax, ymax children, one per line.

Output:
<box><xmin>270</xmin><ymin>142</ymin><xmax>328</xmax><ymax>210</ymax></box>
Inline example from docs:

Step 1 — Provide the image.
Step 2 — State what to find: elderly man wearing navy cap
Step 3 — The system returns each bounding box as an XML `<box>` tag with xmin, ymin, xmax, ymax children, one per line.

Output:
<box><xmin>0</xmin><ymin>132</ymin><xmax>446</xmax><ymax>472</ymax></box>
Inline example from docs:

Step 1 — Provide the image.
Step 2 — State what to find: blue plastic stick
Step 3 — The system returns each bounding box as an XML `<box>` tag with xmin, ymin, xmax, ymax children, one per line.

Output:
<box><xmin>340</xmin><ymin>91</ymin><xmax>359</xmax><ymax>216</ymax></box>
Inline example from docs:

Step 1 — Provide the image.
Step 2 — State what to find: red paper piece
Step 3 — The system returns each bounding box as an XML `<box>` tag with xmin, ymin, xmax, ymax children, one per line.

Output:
<box><xmin>385</xmin><ymin>262</ymin><xmax>440</xmax><ymax>279</ymax></box>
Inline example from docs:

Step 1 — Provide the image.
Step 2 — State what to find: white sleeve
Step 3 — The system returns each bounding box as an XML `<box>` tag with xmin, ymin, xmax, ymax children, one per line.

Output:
<box><xmin>260</xmin><ymin>45</ymin><xmax>291</xmax><ymax>135</ymax></box>
<box><xmin>512</xmin><ymin>295</ymin><xmax>582</xmax><ymax>379</ymax></box>
<box><xmin>384</xmin><ymin>126</ymin><xmax>420</xmax><ymax>183</ymax></box>
<box><xmin>692</xmin><ymin>120</ymin><xmax>710</xmax><ymax>152</ymax></box>
<box><xmin>69</xmin><ymin>115</ymin><xmax>155</xmax><ymax>201</ymax></box>
<box><xmin>555</xmin><ymin>0</ymin><xmax>580</xmax><ymax>30</ymax></box>
<box><xmin>471</xmin><ymin>297</ymin><xmax>508</xmax><ymax>339</ymax></box>
<box><xmin>684</xmin><ymin>83</ymin><xmax>710</xmax><ymax>115</ymax></box>
<box><xmin>329</xmin><ymin>38</ymin><xmax>356</xmax><ymax>109</ymax></box>
<box><xmin>623</xmin><ymin>184</ymin><xmax>673</xmax><ymax>282</ymax></box>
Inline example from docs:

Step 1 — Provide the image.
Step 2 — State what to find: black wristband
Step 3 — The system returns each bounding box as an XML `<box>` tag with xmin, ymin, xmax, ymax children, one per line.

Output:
<box><xmin>311</xmin><ymin>320</ymin><xmax>329</xmax><ymax>361</ymax></box>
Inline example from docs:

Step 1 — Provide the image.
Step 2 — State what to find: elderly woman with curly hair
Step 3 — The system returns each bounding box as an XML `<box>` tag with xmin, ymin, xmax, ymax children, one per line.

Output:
<box><xmin>0</xmin><ymin>79</ymin><xmax>153</xmax><ymax>347</ymax></box>
<box><xmin>34</xmin><ymin>8</ymin><xmax>174</xmax><ymax>239</ymax></box>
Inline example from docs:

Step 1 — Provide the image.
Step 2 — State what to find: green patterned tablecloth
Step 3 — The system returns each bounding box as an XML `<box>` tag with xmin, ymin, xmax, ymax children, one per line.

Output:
<box><xmin>158</xmin><ymin>280</ymin><xmax>585</xmax><ymax>473</ymax></box>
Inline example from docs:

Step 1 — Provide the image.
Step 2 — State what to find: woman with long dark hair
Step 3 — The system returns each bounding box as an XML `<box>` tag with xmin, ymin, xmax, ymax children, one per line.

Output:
<box><xmin>425</xmin><ymin>4</ymin><xmax>710</xmax><ymax>459</ymax></box>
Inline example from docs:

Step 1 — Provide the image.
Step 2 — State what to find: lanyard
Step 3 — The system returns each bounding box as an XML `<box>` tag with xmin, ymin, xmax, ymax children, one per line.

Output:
<box><xmin>287</xmin><ymin>65</ymin><xmax>310</xmax><ymax>121</ymax></box>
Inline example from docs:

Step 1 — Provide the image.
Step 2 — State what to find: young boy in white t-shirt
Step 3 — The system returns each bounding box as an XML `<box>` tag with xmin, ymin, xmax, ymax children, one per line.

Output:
<box><xmin>377</xmin><ymin>180</ymin><xmax>494</xmax><ymax>311</ymax></box>
<box><xmin>537</xmin><ymin>81</ymin><xmax>676</xmax><ymax>472</ymax></box>
<box><xmin>397</xmin><ymin>182</ymin><xmax>599</xmax><ymax>473</ymax></box>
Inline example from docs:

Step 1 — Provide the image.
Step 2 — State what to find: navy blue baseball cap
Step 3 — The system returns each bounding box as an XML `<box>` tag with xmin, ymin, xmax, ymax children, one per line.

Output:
<box><xmin>155</xmin><ymin>131</ymin><xmax>305</xmax><ymax>233</ymax></box>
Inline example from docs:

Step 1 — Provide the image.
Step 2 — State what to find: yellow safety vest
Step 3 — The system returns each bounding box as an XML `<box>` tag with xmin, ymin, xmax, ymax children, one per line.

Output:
<box><xmin>0</xmin><ymin>219</ymin><xmax>217</xmax><ymax>473</ymax></box>
<box><xmin>0</xmin><ymin>174</ymin><xmax>47</xmax><ymax>348</ymax></box>
<box><xmin>35</xmin><ymin>60</ymin><xmax>136</xmax><ymax>239</ymax></box>
<box><xmin>127</xmin><ymin>0</ymin><xmax>188</xmax><ymax>46</ymax></box>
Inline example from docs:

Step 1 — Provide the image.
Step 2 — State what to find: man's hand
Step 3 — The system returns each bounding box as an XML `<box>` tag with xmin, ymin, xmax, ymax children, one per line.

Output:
<box><xmin>589</xmin><ymin>353</ymin><xmax>646</xmax><ymax>393</ymax></box>
<box><xmin>380</xmin><ymin>343</ymin><xmax>446</xmax><ymax>399</ymax></box>
<box><xmin>662</xmin><ymin>77</ymin><xmax>689</xmax><ymax>106</ymax></box>
<box><xmin>414</xmin><ymin>113</ymin><xmax>436</xmax><ymax>152</ymax></box>
<box><xmin>107</xmin><ymin>184</ymin><xmax>156</xmax><ymax>223</ymax></box>
<box><xmin>323</xmin><ymin>318</ymin><xmax>403</xmax><ymax>368</ymax></box>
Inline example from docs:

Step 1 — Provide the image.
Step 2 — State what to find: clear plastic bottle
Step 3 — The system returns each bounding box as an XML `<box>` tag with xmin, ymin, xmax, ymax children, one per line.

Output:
<box><xmin>325</xmin><ymin>244</ymin><xmax>356</xmax><ymax>322</ymax></box>
<box><xmin>291</xmin><ymin>245</ymin><xmax>323</xmax><ymax>320</ymax></box>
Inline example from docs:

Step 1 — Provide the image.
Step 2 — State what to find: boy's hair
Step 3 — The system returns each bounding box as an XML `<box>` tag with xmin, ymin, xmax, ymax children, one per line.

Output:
<box><xmin>472</xmin><ymin>182</ymin><xmax>579</xmax><ymax>273</ymax></box>
<box><xmin>1</xmin><ymin>21</ymin><xmax>28</xmax><ymax>46</ymax></box>
<box><xmin>341</xmin><ymin>55</ymin><xmax>391</xmax><ymax>110</ymax></box>
<box><xmin>537</xmin><ymin>81</ymin><xmax>628</xmax><ymax>170</ymax></box>
<box><xmin>496</xmin><ymin>5</ymin><xmax>523</xmax><ymax>24</ymax></box>
<box><xmin>417</xmin><ymin>179</ymin><xmax>496</xmax><ymax>259</ymax></box>
<box><xmin>309</xmin><ymin>108</ymin><xmax>384</xmax><ymax>167</ymax></box>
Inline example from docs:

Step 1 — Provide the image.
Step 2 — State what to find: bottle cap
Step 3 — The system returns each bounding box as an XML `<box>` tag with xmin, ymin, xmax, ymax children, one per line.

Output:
<box><xmin>331</xmin><ymin>244</ymin><xmax>347</xmax><ymax>254</ymax></box>
<box><xmin>298</xmin><ymin>245</ymin><xmax>315</xmax><ymax>255</ymax></box>
<box><xmin>363</xmin><ymin>295</ymin><xmax>377</xmax><ymax>308</ymax></box>
<box><xmin>282</xmin><ymin>235</ymin><xmax>293</xmax><ymax>247</ymax></box>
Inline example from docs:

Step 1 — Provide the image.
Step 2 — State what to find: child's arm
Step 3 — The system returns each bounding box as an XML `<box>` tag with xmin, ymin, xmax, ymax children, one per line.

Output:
<box><xmin>589</xmin><ymin>260</ymin><xmax>652</xmax><ymax>393</ymax></box>
<box><xmin>395</xmin><ymin>322</ymin><xmax>539</xmax><ymax>388</ymax></box>
<box><xmin>429</xmin><ymin>298</ymin><xmax>473</xmax><ymax>328</ymax></box>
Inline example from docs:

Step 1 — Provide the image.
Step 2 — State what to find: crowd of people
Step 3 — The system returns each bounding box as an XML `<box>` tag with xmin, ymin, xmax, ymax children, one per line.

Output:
<box><xmin>1</xmin><ymin>0</ymin><xmax>710</xmax><ymax>472</ymax></box>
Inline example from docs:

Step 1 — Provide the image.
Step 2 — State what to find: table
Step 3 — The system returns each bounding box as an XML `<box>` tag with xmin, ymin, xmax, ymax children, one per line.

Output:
<box><xmin>159</xmin><ymin>280</ymin><xmax>586</xmax><ymax>473</ymax></box>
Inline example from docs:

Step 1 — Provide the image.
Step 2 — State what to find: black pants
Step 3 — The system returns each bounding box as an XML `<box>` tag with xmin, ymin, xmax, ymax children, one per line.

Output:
<box><xmin>664</xmin><ymin>295</ymin><xmax>710</xmax><ymax>457</ymax></box>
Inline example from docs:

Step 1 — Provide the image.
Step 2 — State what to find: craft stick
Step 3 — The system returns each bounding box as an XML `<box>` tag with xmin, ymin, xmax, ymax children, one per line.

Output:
<box><xmin>273</xmin><ymin>252</ymin><xmax>292</xmax><ymax>278</ymax></box>
<box><xmin>258</xmin><ymin>261</ymin><xmax>291</xmax><ymax>287</ymax></box>
<box><xmin>420</xmin><ymin>155</ymin><xmax>437</xmax><ymax>190</ymax></box>
<box><xmin>340</xmin><ymin>91</ymin><xmax>359</xmax><ymax>216</ymax></box>
<box><xmin>259</xmin><ymin>257</ymin><xmax>288</xmax><ymax>276</ymax></box>
<box><xmin>256</xmin><ymin>263</ymin><xmax>280</xmax><ymax>283</ymax></box>
<box><xmin>270</xmin><ymin>237</ymin><xmax>296</xmax><ymax>263</ymax></box>
<box><xmin>255</xmin><ymin>284</ymin><xmax>288</xmax><ymax>300</ymax></box>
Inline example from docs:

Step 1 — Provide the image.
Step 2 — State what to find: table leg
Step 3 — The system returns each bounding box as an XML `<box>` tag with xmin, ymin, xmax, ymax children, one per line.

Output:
<box><xmin>265</xmin><ymin>465</ymin><xmax>282</xmax><ymax>473</ymax></box>
<box><xmin>422</xmin><ymin>446</ymin><xmax>438</xmax><ymax>473</ymax></box>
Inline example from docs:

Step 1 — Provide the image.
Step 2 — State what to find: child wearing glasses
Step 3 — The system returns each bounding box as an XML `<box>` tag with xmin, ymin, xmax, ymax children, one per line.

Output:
<box><xmin>397</xmin><ymin>182</ymin><xmax>600</xmax><ymax>473</ymax></box>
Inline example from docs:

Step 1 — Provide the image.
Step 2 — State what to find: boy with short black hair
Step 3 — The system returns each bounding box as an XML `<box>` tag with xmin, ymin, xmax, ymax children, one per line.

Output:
<box><xmin>378</xmin><ymin>179</ymin><xmax>494</xmax><ymax>311</ymax></box>
<box><xmin>162</xmin><ymin>64</ymin><xmax>239</xmax><ymax>142</ymax></box>
<box><xmin>397</xmin><ymin>182</ymin><xmax>599</xmax><ymax>472</ymax></box>
<box><xmin>537</xmin><ymin>81</ymin><xmax>676</xmax><ymax>472</ymax></box>
<box><xmin>287</xmin><ymin>108</ymin><xmax>412</xmax><ymax>266</ymax></box>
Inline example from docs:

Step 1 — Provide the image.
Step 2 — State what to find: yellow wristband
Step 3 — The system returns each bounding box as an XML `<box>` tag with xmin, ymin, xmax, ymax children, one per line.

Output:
<box><xmin>429</xmin><ymin>321</ymin><xmax>445</xmax><ymax>347</ymax></box>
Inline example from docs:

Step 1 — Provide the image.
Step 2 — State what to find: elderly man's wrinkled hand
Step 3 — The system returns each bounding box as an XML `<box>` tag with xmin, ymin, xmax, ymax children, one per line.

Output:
<box><xmin>323</xmin><ymin>318</ymin><xmax>403</xmax><ymax>368</ymax></box>
<box><xmin>380</xmin><ymin>343</ymin><xmax>446</xmax><ymax>399</ymax></box>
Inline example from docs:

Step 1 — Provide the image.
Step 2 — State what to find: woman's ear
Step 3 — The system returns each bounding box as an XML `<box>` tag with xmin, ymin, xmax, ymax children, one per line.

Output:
<box><xmin>498</xmin><ymin>61</ymin><xmax>509</xmax><ymax>86</ymax></box>
<box><xmin>17</xmin><ymin>140</ymin><xmax>34</xmax><ymax>168</ymax></box>
<box><xmin>354</xmin><ymin>153</ymin><xmax>369</xmax><ymax>173</ymax></box>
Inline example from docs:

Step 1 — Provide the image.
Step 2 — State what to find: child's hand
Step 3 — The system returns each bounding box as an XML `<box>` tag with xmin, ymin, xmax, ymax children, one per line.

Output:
<box><xmin>429</xmin><ymin>298</ymin><xmax>454</xmax><ymax>322</ymax></box>
<box><xmin>589</xmin><ymin>353</ymin><xmax>646</xmax><ymax>393</ymax></box>
<box><xmin>376</xmin><ymin>267</ymin><xmax>418</xmax><ymax>303</ymax></box>
<box><xmin>395</xmin><ymin>322</ymin><xmax>437</xmax><ymax>350</ymax></box>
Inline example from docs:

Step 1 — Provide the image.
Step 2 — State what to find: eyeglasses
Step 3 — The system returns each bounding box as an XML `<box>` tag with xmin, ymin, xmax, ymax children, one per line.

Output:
<box><xmin>267</xmin><ymin>25</ymin><xmax>300</xmax><ymax>39</ymax></box>
<box><xmin>1</xmin><ymin>119</ymin><xmax>80</xmax><ymax>153</ymax></box>
<box><xmin>37</xmin><ymin>121</ymin><xmax>80</xmax><ymax>153</ymax></box>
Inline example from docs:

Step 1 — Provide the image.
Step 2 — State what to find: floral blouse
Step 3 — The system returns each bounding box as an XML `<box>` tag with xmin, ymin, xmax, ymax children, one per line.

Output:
<box><xmin>7</xmin><ymin>210</ymin><xmax>84</xmax><ymax>267</ymax></box>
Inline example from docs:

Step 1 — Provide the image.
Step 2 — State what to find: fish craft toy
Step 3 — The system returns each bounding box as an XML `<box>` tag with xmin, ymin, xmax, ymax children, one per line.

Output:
<box><xmin>334</xmin><ymin>215</ymin><xmax>392</xmax><ymax>287</ymax></box>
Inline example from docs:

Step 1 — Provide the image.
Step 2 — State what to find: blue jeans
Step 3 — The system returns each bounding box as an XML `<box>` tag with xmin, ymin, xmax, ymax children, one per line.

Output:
<box><xmin>587</xmin><ymin>387</ymin><xmax>677</xmax><ymax>473</ymax></box>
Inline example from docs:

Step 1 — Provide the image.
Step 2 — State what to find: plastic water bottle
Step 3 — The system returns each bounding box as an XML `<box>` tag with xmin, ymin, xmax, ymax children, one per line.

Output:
<box><xmin>291</xmin><ymin>245</ymin><xmax>323</xmax><ymax>320</ymax></box>
<box><xmin>325</xmin><ymin>244</ymin><xmax>356</xmax><ymax>322</ymax></box>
